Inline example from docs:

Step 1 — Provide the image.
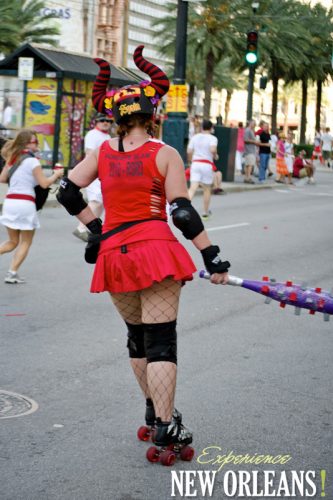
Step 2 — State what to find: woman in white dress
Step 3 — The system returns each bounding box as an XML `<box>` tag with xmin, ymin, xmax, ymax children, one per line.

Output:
<box><xmin>0</xmin><ymin>129</ymin><xmax>63</xmax><ymax>283</ymax></box>
<box><xmin>284</xmin><ymin>131</ymin><xmax>295</xmax><ymax>185</ymax></box>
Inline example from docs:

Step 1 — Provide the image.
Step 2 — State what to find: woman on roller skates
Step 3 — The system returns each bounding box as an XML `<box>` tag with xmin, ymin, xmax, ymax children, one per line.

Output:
<box><xmin>57</xmin><ymin>45</ymin><xmax>230</xmax><ymax>466</ymax></box>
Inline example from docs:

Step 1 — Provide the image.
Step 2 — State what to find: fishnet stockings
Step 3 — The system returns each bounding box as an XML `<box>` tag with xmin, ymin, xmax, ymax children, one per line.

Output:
<box><xmin>130</xmin><ymin>358</ymin><xmax>150</xmax><ymax>398</ymax></box>
<box><xmin>110</xmin><ymin>278</ymin><xmax>181</xmax><ymax>422</ymax></box>
<box><xmin>147</xmin><ymin>361</ymin><xmax>177</xmax><ymax>421</ymax></box>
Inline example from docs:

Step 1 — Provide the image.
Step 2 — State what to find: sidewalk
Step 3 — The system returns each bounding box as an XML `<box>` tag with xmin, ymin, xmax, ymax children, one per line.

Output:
<box><xmin>0</xmin><ymin>164</ymin><xmax>331</xmax><ymax>209</ymax></box>
<box><xmin>0</xmin><ymin>176</ymin><xmax>276</xmax><ymax>209</ymax></box>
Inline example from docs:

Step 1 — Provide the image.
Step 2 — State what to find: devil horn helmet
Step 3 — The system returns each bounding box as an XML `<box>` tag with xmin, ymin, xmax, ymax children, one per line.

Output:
<box><xmin>133</xmin><ymin>45</ymin><xmax>170</xmax><ymax>97</ymax></box>
<box><xmin>91</xmin><ymin>46</ymin><xmax>170</xmax><ymax>121</ymax></box>
<box><xmin>92</xmin><ymin>58</ymin><xmax>111</xmax><ymax>114</ymax></box>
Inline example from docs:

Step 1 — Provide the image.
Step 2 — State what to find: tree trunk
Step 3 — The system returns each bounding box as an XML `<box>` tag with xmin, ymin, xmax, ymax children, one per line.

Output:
<box><xmin>203</xmin><ymin>49</ymin><xmax>215</xmax><ymax>119</ymax></box>
<box><xmin>315</xmin><ymin>80</ymin><xmax>322</xmax><ymax>132</ymax></box>
<box><xmin>188</xmin><ymin>83</ymin><xmax>195</xmax><ymax>116</ymax></box>
<box><xmin>282</xmin><ymin>97</ymin><xmax>289</xmax><ymax>135</ymax></box>
<box><xmin>271</xmin><ymin>76</ymin><xmax>279</xmax><ymax>132</ymax></box>
<box><xmin>224</xmin><ymin>90</ymin><xmax>233</xmax><ymax>124</ymax></box>
<box><xmin>300</xmin><ymin>78</ymin><xmax>307</xmax><ymax>144</ymax></box>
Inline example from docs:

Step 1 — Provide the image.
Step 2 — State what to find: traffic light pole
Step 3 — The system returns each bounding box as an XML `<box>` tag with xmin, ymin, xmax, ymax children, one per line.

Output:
<box><xmin>246</xmin><ymin>65</ymin><xmax>255</xmax><ymax>122</ymax></box>
<box><xmin>174</xmin><ymin>0</ymin><xmax>188</xmax><ymax>84</ymax></box>
<box><xmin>162</xmin><ymin>0</ymin><xmax>189</xmax><ymax>161</ymax></box>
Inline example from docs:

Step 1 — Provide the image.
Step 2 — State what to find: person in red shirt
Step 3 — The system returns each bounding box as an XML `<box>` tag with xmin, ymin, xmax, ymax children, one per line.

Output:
<box><xmin>57</xmin><ymin>45</ymin><xmax>231</xmax><ymax>459</ymax></box>
<box><xmin>293</xmin><ymin>150</ymin><xmax>315</xmax><ymax>183</ymax></box>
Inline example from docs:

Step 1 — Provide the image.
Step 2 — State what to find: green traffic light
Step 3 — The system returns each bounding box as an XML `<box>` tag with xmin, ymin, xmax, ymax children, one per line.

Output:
<box><xmin>245</xmin><ymin>52</ymin><xmax>258</xmax><ymax>64</ymax></box>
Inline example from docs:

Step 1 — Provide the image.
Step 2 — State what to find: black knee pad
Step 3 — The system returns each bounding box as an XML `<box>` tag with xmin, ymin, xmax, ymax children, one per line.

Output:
<box><xmin>143</xmin><ymin>320</ymin><xmax>177</xmax><ymax>365</ymax></box>
<box><xmin>126</xmin><ymin>322</ymin><xmax>145</xmax><ymax>358</ymax></box>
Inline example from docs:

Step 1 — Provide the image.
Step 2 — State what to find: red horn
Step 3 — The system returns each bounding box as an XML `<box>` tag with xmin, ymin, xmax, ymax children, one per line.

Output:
<box><xmin>92</xmin><ymin>58</ymin><xmax>110</xmax><ymax>112</ymax></box>
<box><xmin>133</xmin><ymin>45</ymin><xmax>169</xmax><ymax>97</ymax></box>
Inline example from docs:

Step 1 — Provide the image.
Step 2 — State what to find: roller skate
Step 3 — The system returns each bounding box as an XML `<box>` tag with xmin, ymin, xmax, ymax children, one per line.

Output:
<box><xmin>146</xmin><ymin>409</ymin><xmax>194</xmax><ymax>466</ymax></box>
<box><xmin>137</xmin><ymin>398</ymin><xmax>156</xmax><ymax>442</ymax></box>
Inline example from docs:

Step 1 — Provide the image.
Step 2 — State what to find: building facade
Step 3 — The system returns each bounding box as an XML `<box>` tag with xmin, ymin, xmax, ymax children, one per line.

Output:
<box><xmin>41</xmin><ymin>0</ymin><xmax>172</xmax><ymax>69</ymax></box>
<box><xmin>124</xmin><ymin>0</ymin><xmax>174</xmax><ymax>70</ymax></box>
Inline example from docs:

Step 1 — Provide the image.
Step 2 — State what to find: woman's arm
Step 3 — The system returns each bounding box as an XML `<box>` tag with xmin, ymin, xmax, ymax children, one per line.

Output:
<box><xmin>0</xmin><ymin>164</ymin><xmax>9</xmax><ymax>183</ymax></box>
<box><xmin>68</xmin><ymin>149</ymin><xmax>99</xmax><ymax>187</ymax></box>
<box><xmin>33</xmin><ymin>165</ymin><xmax>64</xmax><ymax>188</ymax></box>
<box><xmin>57</xmin><ymin>149</ymin><xmax>99</xmax><ymax>227</ymax></box>
<box><xmin>158</xmin><ymin>146</ymin><xmax>229</xmax><ymax>284</ymax></box>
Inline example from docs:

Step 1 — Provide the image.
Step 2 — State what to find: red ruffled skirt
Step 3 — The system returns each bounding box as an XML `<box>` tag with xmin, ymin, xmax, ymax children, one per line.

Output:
<box><xmin>276</xmin><ymin>157</ymin><xmax>289</xmax><ymax>176</ymax></box>
<box><xmin>90</xmin><ymin>238</ymin><xmax>196</xmax><ymax>293</ymax></box>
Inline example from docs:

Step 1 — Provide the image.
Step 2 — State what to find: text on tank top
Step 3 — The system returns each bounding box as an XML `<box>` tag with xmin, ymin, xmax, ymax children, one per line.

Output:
<box><xmin>98</xmin><ymin>140</ymin><xmax>167</xmax><ymax>230</ymax></box>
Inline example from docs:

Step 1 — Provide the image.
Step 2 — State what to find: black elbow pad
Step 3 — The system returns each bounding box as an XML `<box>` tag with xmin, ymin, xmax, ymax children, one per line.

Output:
<box><xmin>169</xmin><ymin>197</ymin><xmax>204</xmax><ymax>240</ymax></box>
<box><xmin>56</xmin><ymin>177</ymin><xmax>88</xmax><ymax>216</ymax></box>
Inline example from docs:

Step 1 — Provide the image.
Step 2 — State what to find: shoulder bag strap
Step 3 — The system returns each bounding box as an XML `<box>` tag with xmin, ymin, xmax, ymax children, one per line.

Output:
<box><xmin>8</xmin><ymin>152</ymin><xmax>35</xmax><ymax>183</ymax></box>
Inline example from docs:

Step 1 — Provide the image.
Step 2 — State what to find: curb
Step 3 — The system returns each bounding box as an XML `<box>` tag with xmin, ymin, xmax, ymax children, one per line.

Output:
<box><xmin>0</xmin><ymin>183</ymin><xmax>278</xmax><ymax>210</ymax></box>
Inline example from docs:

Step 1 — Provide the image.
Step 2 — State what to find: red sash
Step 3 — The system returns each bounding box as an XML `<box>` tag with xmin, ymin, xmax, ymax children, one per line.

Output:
<box><xmin>6</xmin><ymin>193</ymin><xmax>35</xmax><ymax>203</ymax></box>
<box><xmin>192</xmin><ymin>159</ymin><xmax>217</xmax><ymax>171</ymax></box>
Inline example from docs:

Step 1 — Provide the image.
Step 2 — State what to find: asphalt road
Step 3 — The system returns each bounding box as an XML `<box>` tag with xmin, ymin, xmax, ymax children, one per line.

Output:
<box><xmin>1</xmin><ymin>170</ymin><xmax>332</xmax><ymax>500</ymax></box>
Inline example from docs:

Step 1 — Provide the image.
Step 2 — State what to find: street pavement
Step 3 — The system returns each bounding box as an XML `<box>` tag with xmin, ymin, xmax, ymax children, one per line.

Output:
<box><xmin>0</xmin><ymin>168</ymin><xmax>332</xmax><ymax>500</ymax></box>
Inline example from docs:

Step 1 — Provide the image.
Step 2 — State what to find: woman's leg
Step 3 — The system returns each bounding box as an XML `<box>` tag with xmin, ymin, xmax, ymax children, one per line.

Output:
<box><xmin>110</xmin><ymin>290</ymin><xmax>151</xmax><ymax>399</ymax></box>
<box><xmin>202</xmin><ymin>184</ymin><xmax>212</xmax><ymax>215</ymax></box>
<box><xmin>188</xmin><ymin>181</ymin><xmax>199</xmax><ymax>200</ymax></box>
<box><xmin>141</xmin><ymin>278</ymin><xmax>181</xmax><ymax>422</ymax></box>
<box><xmin>9</xmin><ymin>229</ymin><xmax>35</xmax><ymax>272</ymax></box>
<box><xmin>213</xmin><ymin>171</ymin><xmax>222</xmax><ymax>188</ymax></box>
<box><xmin>0</xmin><ymin>227</ymin><xmax>19</xmax><ymax>255</ymax></box>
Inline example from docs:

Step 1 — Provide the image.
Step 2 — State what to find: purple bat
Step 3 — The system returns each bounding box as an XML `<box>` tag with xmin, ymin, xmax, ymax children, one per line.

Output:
<box><xmin>199</xmin><ymin>271</ymin><xmax>333</xmax><ymax>322</ymax></box>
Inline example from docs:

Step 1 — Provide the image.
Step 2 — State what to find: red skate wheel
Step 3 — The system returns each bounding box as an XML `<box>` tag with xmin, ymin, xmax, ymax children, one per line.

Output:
<box><xmin>160</xmin><ymin>449</ymin><xmax>176</xmax><ymax>466</ymax></box>
<box><xmin>146</xmin><ymin>446</ymin><xmax>160</xmax><ymax>463</ymax></box>
<box><xmin>137</xmin><ymin>426</ymin><xmax>151</xmax><ymax>441</ymax></box>
<box><xmin>180</xmin><ymin>446</ymin><xmax>195</xmax><ymax>462</ymax></box>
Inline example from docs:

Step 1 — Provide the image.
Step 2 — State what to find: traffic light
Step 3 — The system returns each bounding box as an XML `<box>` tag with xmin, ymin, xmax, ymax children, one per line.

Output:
<box><xmin>246</xmin><ymin>30</ymin><xmax>258</xmax><ymax>65</ymax></box>
<box><xmin>259</xmin><ymin>76</ymin><xmax>267</xmax><ymax>89</ymax></box>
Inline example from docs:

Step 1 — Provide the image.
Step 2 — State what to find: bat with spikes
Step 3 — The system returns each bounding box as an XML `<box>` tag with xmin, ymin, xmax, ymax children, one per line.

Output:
<box><xmin>199</xmin><ymin>271</ymin><xmax>333</xmax><ymax>322</ymax></box>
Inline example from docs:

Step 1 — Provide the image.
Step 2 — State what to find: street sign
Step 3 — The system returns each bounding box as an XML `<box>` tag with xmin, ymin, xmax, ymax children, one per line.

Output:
<box><xmin>166</xmin><ymin>84</ymin><xmax>188</xmax><ymax>113</ymax></box>
<box><xmin>18</xmin><ymin>57</ymin><xmax>34</xmax><ymax>80</ymax></box>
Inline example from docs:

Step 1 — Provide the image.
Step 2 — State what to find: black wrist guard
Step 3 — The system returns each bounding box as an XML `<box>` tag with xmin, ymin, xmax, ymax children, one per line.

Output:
<box><xmin>86</xmin><ymin>218</ymin><xmax>102</xmax><ymax>234</ymax></box>
<box><xmin>169</xmin><ymin>197</ymin><xmax>204</xmax><ymax>240</ymax></box>
<box><xmin>56</xmin><ymin>177</ymin><xmax>87</xmax><ymax>216</ymax></box>
<box><xmin>201</xmin><ymin>245</ymin><xmax>230</xmax><ymax>275</ymax></box>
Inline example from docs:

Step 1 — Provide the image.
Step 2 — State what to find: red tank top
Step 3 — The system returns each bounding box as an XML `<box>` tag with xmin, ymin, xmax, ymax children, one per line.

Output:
<box><xmin>98</xmin><ymin>140</ymin><xmax>168</xmax><ymax>231</ymax></box>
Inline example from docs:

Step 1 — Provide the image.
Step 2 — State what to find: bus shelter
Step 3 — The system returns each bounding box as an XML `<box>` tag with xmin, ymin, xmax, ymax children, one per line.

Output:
<box><xmin>0</xmin><ymin>43</ymin><xmax>140</xmax><ymax>168</ymax></box>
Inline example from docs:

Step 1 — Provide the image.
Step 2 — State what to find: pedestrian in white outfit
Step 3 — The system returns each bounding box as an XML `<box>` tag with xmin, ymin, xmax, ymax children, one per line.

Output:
<box><xmin>321</xmin><ymin>127</ymin><xmax>333</xmax><ymax>168</ymax></box>
<box><xmin>187</xmin><ymin>120</ymin><xmax>218</xmax><ymax>219</ymax></box>
<box><xmin>73</xmin><ymin>113</ymin><xmax>112</xmax><ymax>241</ymax></box>
<box><xmin>284</xmin><ymin>131</ymin><xmax>295</xmax><ymax>185</ymax></box>
<box><xmin>0</xmin><ymin>129</ymin><xmax>64</xmax><ymax>283</ymax></box>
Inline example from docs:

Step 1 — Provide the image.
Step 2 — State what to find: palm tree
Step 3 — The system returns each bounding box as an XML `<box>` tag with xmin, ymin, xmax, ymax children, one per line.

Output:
<box><xmin>283</xmin><ymin>2</ymin><xmax>333</xmax><ymax>141</ymax></box>
<box><xmin>308</xmin><ymin>3</ymin><xmax>333</xmax><ymax>131</ymax></box>
<box><xmin>188</xmin><ymin>0</ymin><xmax>251</xmax><ymax>118</ymax></box>
<box><xmin>252</xmin><ymin>0</ymin><xmax>310</xmax><ymax>132</ymax></box>
<box><xmin>1</xmin><ymin>0</ymin><xmax>60</xmax><ymax>54</ymax></box>
<box><xmin>0</xmin><ymin>4</ymin><xmax>20</xmax><ymax>53</ymax></box>
<box><xmin>154</xmin><ymin>0</ymin><xmax>249</xmax><ymax>119</ymax></box>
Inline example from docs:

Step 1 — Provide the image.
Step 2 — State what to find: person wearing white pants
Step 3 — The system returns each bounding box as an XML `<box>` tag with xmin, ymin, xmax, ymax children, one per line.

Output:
<box><xmin>73</xmin><ymin>113</ymin><xmax>112</xmax><ymax>241</ymax></box>
<box><xmin>187</xmin><ymin>120</ymin><xmax>218</xmax><ymax>219</ymax></box>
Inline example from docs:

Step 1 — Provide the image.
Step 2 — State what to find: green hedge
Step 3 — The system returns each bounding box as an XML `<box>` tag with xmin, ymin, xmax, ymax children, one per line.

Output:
<box><xmin>294</xmin><ymin>144</ymin><xmax>314</xmax><ymax>158</ymax></box>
